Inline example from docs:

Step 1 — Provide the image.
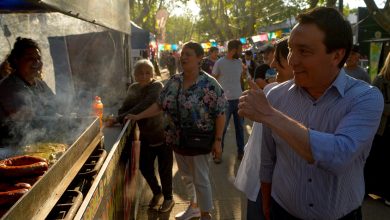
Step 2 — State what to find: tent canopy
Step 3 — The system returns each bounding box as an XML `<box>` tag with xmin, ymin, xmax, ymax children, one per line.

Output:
<box><xmin>131</xmin><ymin>21</ymin><xmax>149</xmax><ymax>50</ymax></box>
<box><xmin>0</xmin><ymin>0</ymin><xmax>130</xmax><ymax>34</ymax></box>
<box><xmin>0</xmin><ymin>0</ymin><xmax>46</xmax><ymax>12</ymax></box>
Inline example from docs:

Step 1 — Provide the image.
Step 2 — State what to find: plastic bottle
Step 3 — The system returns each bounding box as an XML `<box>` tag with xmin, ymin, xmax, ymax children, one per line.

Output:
<box><xmin>92</xmin><ymin>96</ymin><xmax>104</xmax><ymax>128</ymax></box>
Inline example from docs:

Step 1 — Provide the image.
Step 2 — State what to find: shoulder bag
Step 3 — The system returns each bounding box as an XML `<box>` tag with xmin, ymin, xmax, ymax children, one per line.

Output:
<box><xmin>175</xmin><ymin>76</ymin><xmax>215</xmax><ymax>155</ymax></box>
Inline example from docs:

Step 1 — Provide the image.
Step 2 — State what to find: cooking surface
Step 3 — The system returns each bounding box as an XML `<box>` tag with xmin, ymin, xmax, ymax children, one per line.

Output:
<box><xmin>0</xmin><ymin>117</ymin><xmax>97</xmax><ymax>160</ymax></box>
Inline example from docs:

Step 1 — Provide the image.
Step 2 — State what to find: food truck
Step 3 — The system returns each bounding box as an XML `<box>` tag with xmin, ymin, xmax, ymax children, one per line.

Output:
<box><xmin>0</xmin><ymin>0</ymin><xmax>142</xmax><ymax>219</ymax></box>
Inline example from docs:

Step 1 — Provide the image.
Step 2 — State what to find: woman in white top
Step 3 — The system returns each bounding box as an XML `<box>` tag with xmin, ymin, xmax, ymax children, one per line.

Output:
<box><xmin>234</xmin><ymin>37</ymin><xmax>293</xmax><ymax>220</ymax></box>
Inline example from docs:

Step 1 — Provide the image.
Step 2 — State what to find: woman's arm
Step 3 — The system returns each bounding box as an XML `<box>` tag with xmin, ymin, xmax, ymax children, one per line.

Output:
<box><xmin>124</xmin><ymin>102</ymin><xmax>162</xmax><ymax>121</ymax></box>
<box><xmin>212</xmin><ymin>113</ymin><xmax>225</xmax><ymax>159</ymax></box>
<box><xmin>118</xmin><ymin>83</ymin><xmax>162</xmax><ymax>122</ymax></box>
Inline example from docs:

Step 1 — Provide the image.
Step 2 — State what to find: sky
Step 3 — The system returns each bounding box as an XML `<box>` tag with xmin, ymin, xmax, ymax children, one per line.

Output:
<box><xmin>171</xmin><ymin>0</ymin><xmax>385</xmax><ymax>17</ymax></box>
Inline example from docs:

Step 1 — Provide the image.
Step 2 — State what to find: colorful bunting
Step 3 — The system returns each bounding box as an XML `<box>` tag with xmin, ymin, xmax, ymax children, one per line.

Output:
<box><xmin>156</xmin><ymin>28</ymin><xmax>290</xmax><ymax>51</ymax></box>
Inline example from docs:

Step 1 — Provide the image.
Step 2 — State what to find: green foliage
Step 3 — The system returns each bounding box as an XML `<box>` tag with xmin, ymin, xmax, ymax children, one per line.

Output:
<box><xmin>193</xmin><ymin>0</ymin><xmax>305</xmax><ymax>42</ymax></box>
<box><xmin>165</xmin><ymin>14</ymin><xmax>195</xmax><ymax>44</ymax></box>
<box><xmin>129</xmin><ymin>0</ymin><xmax>189</xmax><ymax>33</ymax></box>
<box><xmin>129</xmin><ymin>0</ymin><xmax>390</xmax><ymax>44</ymax></box>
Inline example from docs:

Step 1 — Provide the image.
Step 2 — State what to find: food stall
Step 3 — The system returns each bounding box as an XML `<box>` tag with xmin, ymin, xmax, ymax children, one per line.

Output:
<box><xmin>0</xmin><ymin>0</ymin><xmax>142</xmax><ymax>219</ymax></box>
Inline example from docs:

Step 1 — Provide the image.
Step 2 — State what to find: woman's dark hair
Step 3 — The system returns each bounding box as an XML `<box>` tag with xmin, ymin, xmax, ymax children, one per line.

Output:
<box><xmin>296</xmin><ymin>7</ymin><xmax>352</xmax><ymax>68</ymax></box>
<box><xmin>183</xmin><ymin>41</ymin><xmax>204</xmax><ymax>57</ymax></box>
<box><xmin>2</xmin><ymin>37</ymin><xmax>41</xmax><ymax>72</ymax></box>
<box><xmin>274</xmin><ymin>37</ymin><xmax>289</xmax><ymax>69</ymax></box>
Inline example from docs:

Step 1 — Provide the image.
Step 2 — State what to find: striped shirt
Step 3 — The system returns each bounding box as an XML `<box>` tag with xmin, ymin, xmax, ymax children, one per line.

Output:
<box><xmin>260</xmin><ymin>70</ymin><xmax>384</xmax><ymax>219</ymax></box>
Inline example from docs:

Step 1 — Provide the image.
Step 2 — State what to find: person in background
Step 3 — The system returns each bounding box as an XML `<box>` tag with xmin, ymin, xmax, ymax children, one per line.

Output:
<box><xmin>201</xmin><ymin>46</ymin><xmax>219</xmax><ymax>75</ymax></box>
<box><xmin>239</xmin><ymin>7</ymin><xmax>383</xmax><ymax>219</ymax></box>
<box><xmin>167</xmin><ymin>52</ymin><xmax>177</xmax><ymax>77</ymax></box>
<box><xmin>253</xmin><ymin>45</ymin><xmax>276</xmax><ymax>89</ymax></box>
<box><xmin>253</xmin><ymin>64</ymin><xmax>270</xmax><ymax>89</ymax></box>
<box><xmin>243</xmin><ymin>50</ymin><xmax>257</xmax><ymax>79</ymax></box>
<box><xmin>150</xmin><ymin>53</ymin><xmax>161</xmax><ymax>77</ymax></box>
<box><xmin>242</xmin><ymin>50</ymin><xmax>257</xmax><ymax>90</ymax></box>
<box><xmin>212</xmin><ymin>39</ymin><xmax>245</xmax><ymax>162</ymax></box>
<box><xmin>0</xmin><ymin>37</ymin><xmax>59</xmax><ymax>144</ymax></box>
<box><xmin>106</xmin><ymin>59</ymin><xmax>174</xmax><ymax>212</ymax></box>
<box><xmin>258</xmin><ymin>44</ymin><xmax>276</xmax><ymax>83</ymax></box>
<box><xmin>125</xmin><ymin>42</ymin><xmax>227</xmax><ymax>220</ymax></box>
<box><xmin>365</xmin><ymin>51</ymin><xmax>390</xmax><ymax>206</ymax></box>
<box><xmin>234</xmin><ymin>37</ymin><xmax>292</xmax><ymax>220</ymax></box>
<box><xmin>344</xmin><ymin>44</ymin><xmax>371</xmax><ymax>83</ymax></box>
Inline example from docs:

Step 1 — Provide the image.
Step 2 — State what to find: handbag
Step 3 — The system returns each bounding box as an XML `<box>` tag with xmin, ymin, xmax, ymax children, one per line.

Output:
<box><xmin>175</xmin><ymin>76</ymin><xmax>214</xmax><ymax>155</ymax></box>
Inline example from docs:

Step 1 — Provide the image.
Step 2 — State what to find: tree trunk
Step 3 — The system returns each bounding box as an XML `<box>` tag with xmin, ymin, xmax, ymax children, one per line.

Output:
<box><xmin>364</xmin><ymin>0</ymin><xmax>390</xmax><ymax>33</ymax></box>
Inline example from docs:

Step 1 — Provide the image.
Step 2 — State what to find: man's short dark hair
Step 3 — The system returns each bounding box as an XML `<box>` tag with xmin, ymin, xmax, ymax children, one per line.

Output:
<box><xmin>245</xmin><ymin>50</ymin><xmax>253</xmax><ymax>56</ymax></box>
<box><xmin>227</xmin><ymin>40</ymin><xmax>242</xmax><ymax>51</ymax></box>
<box><xmin>209</xmin><ymin>46</ymin><xmax>218</xmax><ymax>54</ymax></box>
<box><xmin>183</xmin><ymin>41</ymin><xmax>204</xmax><ymax>57</ymax></box>
<box><xmin>297</xmin><ymin>7</ymin><xmax>352</xmax><ymax>68</ymax></box>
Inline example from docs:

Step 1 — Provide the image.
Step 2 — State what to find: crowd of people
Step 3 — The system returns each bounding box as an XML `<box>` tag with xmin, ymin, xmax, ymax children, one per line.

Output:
<box><xmin>1</xmin><ymin>6</ymin><xmax>389</xmax><ymax>220</ymax></box>
<box><xmin>118</xmin><ymin>7</ymin><xmax>388</xmax><ymax>220</ymax></box>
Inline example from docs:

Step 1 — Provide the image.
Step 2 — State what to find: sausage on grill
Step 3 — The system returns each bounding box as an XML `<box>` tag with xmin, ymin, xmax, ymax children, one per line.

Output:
<box><xmin>0</xmin><ymin>156</ymin><xmax>48</xmax><ymax>178</ymax></box>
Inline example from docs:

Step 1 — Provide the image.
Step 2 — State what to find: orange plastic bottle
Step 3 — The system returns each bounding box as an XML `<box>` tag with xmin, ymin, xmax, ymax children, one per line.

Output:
<box><xmin>92</xmin><ymin>96</ymin><xmax>104</xmax><ymax>128</ymax></box>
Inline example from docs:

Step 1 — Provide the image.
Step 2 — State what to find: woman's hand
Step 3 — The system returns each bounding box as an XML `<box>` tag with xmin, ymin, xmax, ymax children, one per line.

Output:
<box><xmin>124</xmin><ymin>114</ymin><xmax>139</xmax><ymax>122</ymax></box>
<box><xmin>105</xmin><ymin>117</ymin><xmax>117</xmax><ymax>127</ymax></box>
<box><xmin>211</xmin><ymin>140</ymin><xmax>222</xmax><ymax>161</ymax></box>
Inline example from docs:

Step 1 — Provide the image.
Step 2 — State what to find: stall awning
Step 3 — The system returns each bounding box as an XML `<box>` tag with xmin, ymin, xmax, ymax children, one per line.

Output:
<box><xmin>131</xmin><ymin>21</ymin><xmax>149</xmax><ymax>50</ymax></box>
<box><xmin>0</xmin><ymin>0</ymin><xmax>46</xmax><ymax>12</ymax></box>
<box><xmin>0</xmin><ymin>0</ymin><xmax>130</xmax><ymax>34</ymax></box>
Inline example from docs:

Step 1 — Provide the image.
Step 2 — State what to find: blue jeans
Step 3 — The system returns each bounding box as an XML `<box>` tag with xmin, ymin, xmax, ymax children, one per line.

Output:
<box><xmin>222</xmin><ymin>99</ymin><xmax>244</xmax><ymax>154</ymax></box>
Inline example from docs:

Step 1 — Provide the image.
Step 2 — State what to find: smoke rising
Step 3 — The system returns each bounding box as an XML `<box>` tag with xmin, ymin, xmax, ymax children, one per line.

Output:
<box><xmin>0</xmin><ymin>12</ymin><xmax>129</xmax><ymax>147</ymax></box>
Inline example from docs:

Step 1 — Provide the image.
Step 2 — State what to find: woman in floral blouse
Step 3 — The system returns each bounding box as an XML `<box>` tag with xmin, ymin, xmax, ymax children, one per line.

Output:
<box><xmin>126</xmin><ymin>42</ymin><xmax>227</xmax><ymax>220</ymax></box>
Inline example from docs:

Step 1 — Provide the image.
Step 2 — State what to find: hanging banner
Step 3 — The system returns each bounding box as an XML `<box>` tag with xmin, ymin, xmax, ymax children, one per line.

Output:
<box><xmin>251</xmin><ymin>35</ymin><xmax>261</xmax><ymax>43</ymax></box>
<box><xmin>259</xmin><ymin>34</ymin><xmax>268</xmax><ymax>42</ymax></box>
<box><xmin>275</xmin><ymin>30</ymin><xmax>283</xmax><ymax>38</ymax></box>
<box><xmin>158</xmin><ymin>44</ymin><xmax>164</xmax><ymax>51</ymax></box>
<box><xmin>164</xmin><ymin>44</ymin><xmax>172</xmax><ymax>51</ymax></box>
<box><xmin>268</xmin><ymin>32</ymin><xmax>276</xmax><ymax>40</ymax></box>
<box><xmin>171</xmin><ymin>44</ymin><xmax>178</xmax><ymax>51</ymax></box>
<box><xmin>369</xmin><ymin>42</ymin><xmax>383</xmax><ymax>81</ymax></box>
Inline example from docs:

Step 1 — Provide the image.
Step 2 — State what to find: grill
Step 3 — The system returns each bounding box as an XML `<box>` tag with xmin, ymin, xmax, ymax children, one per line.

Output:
<box><xmin>46</xmin><ymin>148</ymin><xmax>107</xmax><ymax>220</ymax></box>
<box><xmin>1</xmin><ymin>117</ymin><xmax>103</xmax><ymax>219</ymax></box>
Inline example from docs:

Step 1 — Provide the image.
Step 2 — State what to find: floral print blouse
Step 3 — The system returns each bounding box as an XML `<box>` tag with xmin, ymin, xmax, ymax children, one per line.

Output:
<box><xmin>157</xmin><ymin>71</ymin><xmax>227</xmax><ymax>146</ymax></box>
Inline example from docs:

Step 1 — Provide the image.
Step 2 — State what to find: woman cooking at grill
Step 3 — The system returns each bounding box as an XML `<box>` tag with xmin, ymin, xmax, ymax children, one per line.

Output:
<box><xmin>106</xmin><ymin>59</ymin><xmax>175</xmax><ymax>212</ymax></box>
<box><xmin>125</xmin><ymin>42</ymin><xmax>227</xmax><ymax>220</ymax></box>
<box><xmin>0</xmin><ymin>37</ymin><xmax>58</xmax><ymax>145</ymax></box>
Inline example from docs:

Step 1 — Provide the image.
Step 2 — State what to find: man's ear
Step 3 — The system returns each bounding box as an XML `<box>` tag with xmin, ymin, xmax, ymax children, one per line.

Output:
<box><xmin>333</xmin><ymin>48</ymin><xmax>346</xmax><ymax>67</ymax></box>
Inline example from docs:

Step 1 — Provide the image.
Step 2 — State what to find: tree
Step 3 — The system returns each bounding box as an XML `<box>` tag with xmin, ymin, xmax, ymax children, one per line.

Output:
<box><xmin>364</xmin><ymin>0</ymin><xmax>390</xmax><ymax>32</ymax></box>
<box><xmin>165</xmin><ymin>13</ymin><xmax>195</xmax><ymax>43</ymax></box>
<box><xmin>307</xmin><ymin>0</ymin><xmax>390</xmax><ymax>32</ymax></box>
<box><xmin>129</xmin><ymin>0</ymin><xmax>189</xmax><ymax>33</ymax></box>
<box><xmin>194</xmin><ymin>0</ymin><xmax>303</xmax><ymax>42</ymax></box>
